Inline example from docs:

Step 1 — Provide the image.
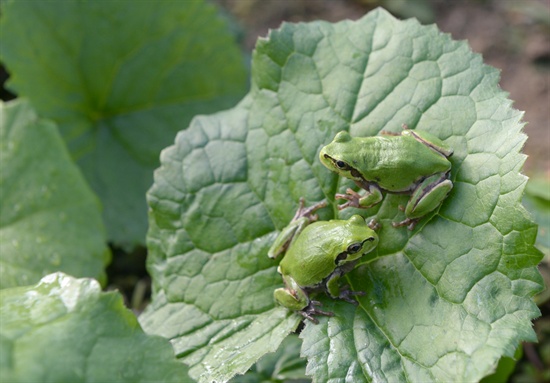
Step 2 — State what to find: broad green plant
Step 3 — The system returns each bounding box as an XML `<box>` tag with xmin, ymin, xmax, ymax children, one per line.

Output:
<box><xmin>0</xmin><ymin>100</ymin><xmax>109</xmax><ymax>289</ymax></box>
<box><xmin>0</xmin><ymin>273</ymin><xmax>191</xmax><ymax>382</ymax></box>
<box><xmin>141</xmin><ymin>9</ymin><xmax>543</xmax><ymax>383</ymax></box>
<box><xmin>1</xmin><ymin>0</ymin><xmax>246</xmax><ymax>381</ymax></box>
<box><xmin>0</xmin><ymin>0</ymin><xmax>247</xmax><ymax>249</ymax></box>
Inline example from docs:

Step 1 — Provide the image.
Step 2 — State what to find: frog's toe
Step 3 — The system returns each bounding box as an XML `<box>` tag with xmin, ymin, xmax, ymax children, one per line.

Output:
<box><xmin>299</xmin><ymin>301</ymin><xmax>334</xmax><ymax>323</ymax></box>
<box><xmin>339</xmin><ymin>288</ymin><xmax>365</xmax><ymax>304</ymax></box>
<box><xmin>392</xmin><ymin>218</ymin><xmax>419</xmax><ymax>230</ymax></box>
<box><xmin>337</xmin><ymin>201</ymin><xmax>353</xmax><ymax>210</ymax></box>
<box><xmin>335</xmin><ymin>193</ymin><xmax>361</xmax><ymax>209</ymax></box>
<box><xmin>293</xmin><ymin>199</ymin><xmax>327</xmax><ymax>221</ymax></box>
<box><xmin>299</xmin><ymin>311</ymin><xmax>319</xmax><ymax>324</ymax></box>
<box><xmin>335</xmin><ymin>193</ymin><xmax>351</xmax><ymax>202</ymax></box>
<box><xmin>367</xmin><ymin>218</ymin><xmax>380</xmax><ymax>231</ymax></box>
<box><xmin>407</xmin><ymin>221</ymin><xmax>419</xmax><ymax>230</ymax></box>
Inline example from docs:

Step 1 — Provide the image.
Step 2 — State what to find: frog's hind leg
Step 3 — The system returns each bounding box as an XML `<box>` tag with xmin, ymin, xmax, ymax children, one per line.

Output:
<box><xmin>274</xmin><ymin>288</ymin><xmax>334</xmax><ymax>324</ymax></box>
<box><xmin>393</xmin><ymin>173</ymin><xmax>453</xmax><ymax>230</ymax></box>
<box><xmin>274</xmin><ymin>287</ymin><xmax>308</xmax><ymax>312</ymax></box>
<box><xmin>406</xmin><ymin>128</ymin><xmax>454</xmax><ymax>157</ymax></box>
<box><xmin>274</xmin><ymin>275</ymin><xmax>310</xmax><ymax>312</ymax></box>
<box><xmin>268</xmin><ymin>198</ymin><xmax>327</xmax><ymax>259</ymax></box>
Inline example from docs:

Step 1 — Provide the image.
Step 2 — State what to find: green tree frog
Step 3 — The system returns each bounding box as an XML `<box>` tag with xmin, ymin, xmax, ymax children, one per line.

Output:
<box><xmin>268</xmin><ymin>199</ymin><xmax>378</xmax><ymax>323</ymax></box>
<box><xmin>319</xmin><ymin>126</ymin><xmax>453</xmax><ymax>230</ymax></box>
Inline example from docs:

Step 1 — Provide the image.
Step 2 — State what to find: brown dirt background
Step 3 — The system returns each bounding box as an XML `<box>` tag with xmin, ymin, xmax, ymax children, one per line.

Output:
<box><xmin>214</xmin><ymin>0</ymin><xmax>550</xmax><ymax>177</ymax></box>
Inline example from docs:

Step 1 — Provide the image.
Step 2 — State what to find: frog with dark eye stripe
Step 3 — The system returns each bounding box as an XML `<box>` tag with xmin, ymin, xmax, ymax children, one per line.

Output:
<box><xmin>319</xmin><ymin>127</ymin><xmax>453</xmax><ymax>230</ymax></box>
<box><xmin>268</xmin><ymin>199</ymin><xmax>378</xmax><ymax>323</ymax></box>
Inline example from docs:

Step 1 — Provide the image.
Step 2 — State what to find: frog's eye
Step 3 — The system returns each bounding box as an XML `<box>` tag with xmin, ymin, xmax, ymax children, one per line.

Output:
<box><xmin>347</xmin><ymin>243</ymin><xmax>362</xmax><ymax>254</ymax></box>
<box><xmin>336</xmin><ymin>160</ymin><xmax>349</xmax><ymax>170</ymax></box>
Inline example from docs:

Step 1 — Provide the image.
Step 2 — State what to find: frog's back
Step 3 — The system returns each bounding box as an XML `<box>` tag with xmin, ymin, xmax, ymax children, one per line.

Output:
<box><xmin>279</xmin><ymin>222</ymin><xmax>348</xmax><ymax>287</ymax></box>
<box><xmin>357</xmin><ymin>135</ymin><xmax>451</xmax><ymax>191</ymax></box>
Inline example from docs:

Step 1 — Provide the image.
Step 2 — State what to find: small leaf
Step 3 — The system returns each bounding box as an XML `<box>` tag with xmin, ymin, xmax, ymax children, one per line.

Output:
<box><xmin>0</xmin><ymin>0</ymin><xmax>247</xmax><ymax>248</ymax></box>
<box><xmin>0</xmin><ymin>272</ymin><xmax>192</xmax><ymax>382</ymax></box>
<box><xmin>0</xmin><ymin>99</ymin><xmax>109</xmax><ymax>289</ymax></box>
<box><xmin>142</xmin><ymin>9</ymin><xmax>543</xmax><ymax>382</ymax></box>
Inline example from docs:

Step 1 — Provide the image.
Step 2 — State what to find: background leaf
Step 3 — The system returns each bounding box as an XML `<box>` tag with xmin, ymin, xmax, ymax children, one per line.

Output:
<box><xmin>0</xmin><ymin>0</ymin><xmax>248</xmax><ymax>248</ymax></box>
<box><xmin>0</xmin><ymin>272</ymin><xmax>192</xmax><ymax>382</ymax></box>
<box><xmin>142</xmin><ymin>9</ymin><xmax>543</xmax><ymax>382</ymax></box>
<box><xmin>0</xmin><ymin>99</ymin><xmax>109</xmax><ymax>289</ymax></box>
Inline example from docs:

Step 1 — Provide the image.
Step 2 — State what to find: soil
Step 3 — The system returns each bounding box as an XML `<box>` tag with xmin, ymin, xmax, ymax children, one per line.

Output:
<box><xmin>214</xmin><ymin>0</ymin><xmax>550</xmax><ymax>176</ymax></box>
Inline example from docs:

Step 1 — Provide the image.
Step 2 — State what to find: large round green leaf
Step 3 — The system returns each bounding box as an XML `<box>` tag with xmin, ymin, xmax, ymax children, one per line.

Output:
<box><xmin>0</xmin><ymin>0</ymin><xmax>248</xmax><ymax>248</ymax></box>
<box><xmin>141</xmin><ymin>9</ymin><xmax>543</xmax><ymax>383</ymax></box>
<box><xmin>0</xmin><ymin>99</ymin><xmax>109</xmax><ymax>289</ymax></box>
<box><xmin>0</xmin><ymin>272</ymin><xmax>192</xmax><ymax>382</ymax></box>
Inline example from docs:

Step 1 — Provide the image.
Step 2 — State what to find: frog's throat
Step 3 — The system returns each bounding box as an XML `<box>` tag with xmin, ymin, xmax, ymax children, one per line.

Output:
<box><xmin>349</xmin><ymin>168</ymin><xmax>364</xmax><ymax>181</ymax></box>
<box><xmin>354</xmin><ymin>178</ymin><xmax>370</xmax><ymax>191</ymax></box>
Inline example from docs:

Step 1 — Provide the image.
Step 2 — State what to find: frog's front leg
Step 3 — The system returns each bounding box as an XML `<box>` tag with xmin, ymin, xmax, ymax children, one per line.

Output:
<box><xmin>335</xmin><ymin>183</ymin><xmax>383</xmax><ymax>210</ymax></box>
<box><xmin>291</xmin><ymin>197</ymin><xmax>327</xmax><ymax>222</ymax></box>
<box><xmin>393</xmin><ymin>173</ymin><xmax>453</xmax><ymax>230</ymax></box>
<box><xmin>274</xmin><ymin>274</ymin><xmax>334</xmax><ymax>323</ymax></box>
<box><xmin>325</xmin><ymin>266</ymin><xmax>365</xmax><ymax>304</ymax></box>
